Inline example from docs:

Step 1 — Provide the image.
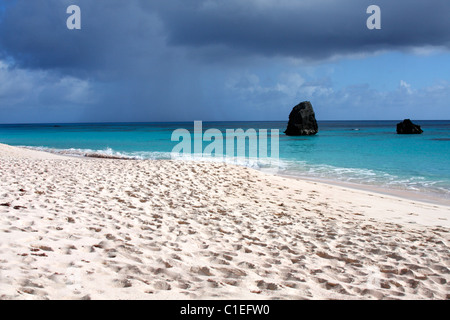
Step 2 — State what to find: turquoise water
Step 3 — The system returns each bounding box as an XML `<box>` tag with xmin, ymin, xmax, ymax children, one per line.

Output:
<box><xmin>0</xmin><ymin>121</ymin><xmax>449</xmax><ymax>199</ymax></box>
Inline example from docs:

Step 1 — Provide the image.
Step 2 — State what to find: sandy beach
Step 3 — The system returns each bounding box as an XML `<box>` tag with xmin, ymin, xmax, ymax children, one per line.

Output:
<box><xmin>0</xmin><ymin>143</ymin><xmax>449</xmax><ymax>300</ymax></box>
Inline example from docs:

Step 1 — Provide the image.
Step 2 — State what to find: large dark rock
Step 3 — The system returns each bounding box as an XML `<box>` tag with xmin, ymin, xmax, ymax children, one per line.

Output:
<box><xmin>284</xmin><ymin>101</ymin><xmax>318</xmax><ymax>136</ymax></box>
<box><xmin>396</xmin><ymin>119</ymin><xmax>423</xmax><ymax>134</ymax></box>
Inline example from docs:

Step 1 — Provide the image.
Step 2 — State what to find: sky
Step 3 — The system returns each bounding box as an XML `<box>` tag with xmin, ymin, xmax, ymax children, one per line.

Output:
<box><xmin>0</xmin><ymin>0</ymin><xmax>449</xmax><ymax>123</ymax></box>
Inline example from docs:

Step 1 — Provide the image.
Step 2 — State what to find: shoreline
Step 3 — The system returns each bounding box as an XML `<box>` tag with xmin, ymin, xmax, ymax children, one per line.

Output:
<box><xmin>277</xmin><ymin>173</ymin><xmax>450</xmax><ymax>207</ymax></box>
<box><xmin>1</xmin><ymin>142</ymin><xmax>449</xmax><ymax>299</ymax></box>
<box><xmin>8</xmin><ymin>143</ymin><xmax>450</xmax><ymax>207</ymax></box>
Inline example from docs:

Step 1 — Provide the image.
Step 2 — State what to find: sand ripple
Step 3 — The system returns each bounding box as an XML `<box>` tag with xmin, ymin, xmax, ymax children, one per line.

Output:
<box><xmin>0</xmin><ymin>145</ymin><xmax>449</xmax><ymax>299</ymax></box>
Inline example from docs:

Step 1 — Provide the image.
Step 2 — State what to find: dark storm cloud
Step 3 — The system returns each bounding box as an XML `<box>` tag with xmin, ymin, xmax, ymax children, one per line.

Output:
<box><xmin>0</xmin><ymin>0</ymin><xmax>449</xmax><ymax>123</ymax></box>
<box><xmin>144</xmin><ymin>0</ymin><xmax>450</xmax><ymax>60</ymax></box>
<box><xmin>0</xmin><ymin>0</ymin><xmax>209</xmax><ymax>122</ymax></box>
<box><xmin>0</xmin><ymin>0</ymin><xmax>165</xmax><ymax>76</ymax></box>
<box><xmin>1</xmin><ymin>0</ymin><xmax>449</xmax><ymax>73</ymax></box>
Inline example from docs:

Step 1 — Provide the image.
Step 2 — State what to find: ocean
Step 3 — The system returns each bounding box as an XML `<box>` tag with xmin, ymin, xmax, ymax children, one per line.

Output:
<box><xmin>1</xmin><ymin>120</ymin><xmax>449</xmax><ymax>202</ymax></box>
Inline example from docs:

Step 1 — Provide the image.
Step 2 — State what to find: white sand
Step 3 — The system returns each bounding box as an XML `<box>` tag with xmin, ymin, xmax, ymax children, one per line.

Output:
<box><xmin>0</xmin><ymin>143</ymin><xmax>449</xmax><ymax>300</ymax></box>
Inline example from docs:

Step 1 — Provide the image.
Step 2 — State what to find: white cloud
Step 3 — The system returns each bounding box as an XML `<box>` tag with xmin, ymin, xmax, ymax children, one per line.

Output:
<box><xmin>0</xmin><ymin>60</ymin><xmax>99</xmax><ymax>122</ymax></box>
<box><xmin>227</xmin><ymin>72</ymin><xmax>307</xmax><ymax>97</ymax></box>
<box><xmin>0</xmin><ymin>60</ymin><xmax>96</xmax><ymax>107</ymax></box>
<box><xmin>409</xmin><ymin>45</ymin><xmax>448</xmax><ymax>56</ymax></box>
<box><xmin>399</xmin><ymin>80</ymin><xmax>412</xmax><ymax>94</ymax></box>
<box><xmin>225</xmin><ymin>67</ymin><xmax>450</xmax><ymax>120</ymax></box>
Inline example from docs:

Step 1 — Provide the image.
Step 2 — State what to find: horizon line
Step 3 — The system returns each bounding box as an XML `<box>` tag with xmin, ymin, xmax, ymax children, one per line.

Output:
<box><xmin>1</xmin><ymin>119</ymin><xmax>449</xmax><ymax>126</ymax></box>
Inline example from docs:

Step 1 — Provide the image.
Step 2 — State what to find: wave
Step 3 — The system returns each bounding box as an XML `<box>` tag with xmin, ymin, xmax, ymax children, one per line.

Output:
<box><xmin>279</xmin><ymin>159</ymin><xmax>450</xmax><ymax>198</ymax></box>
<box><xmin>20</xmin><ymin>145</ymin><xmax>285</xmax><ymax>168</ymax></box>
<box><xmin>21</xmin><ymin>146</ymin><xmax>145</xmax><ymax>160</ymax></box>
<box><xmin>20</xmin><ymin>145</ymin><xmax>450</xmax><ymax>199</ymax></box>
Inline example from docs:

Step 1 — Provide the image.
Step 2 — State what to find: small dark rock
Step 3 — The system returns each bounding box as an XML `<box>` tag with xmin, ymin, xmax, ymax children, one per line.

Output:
<box><xmin>396</xmin><ymin>119</ymin><xmax>423</xmax><ymax>134</ymax></box>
